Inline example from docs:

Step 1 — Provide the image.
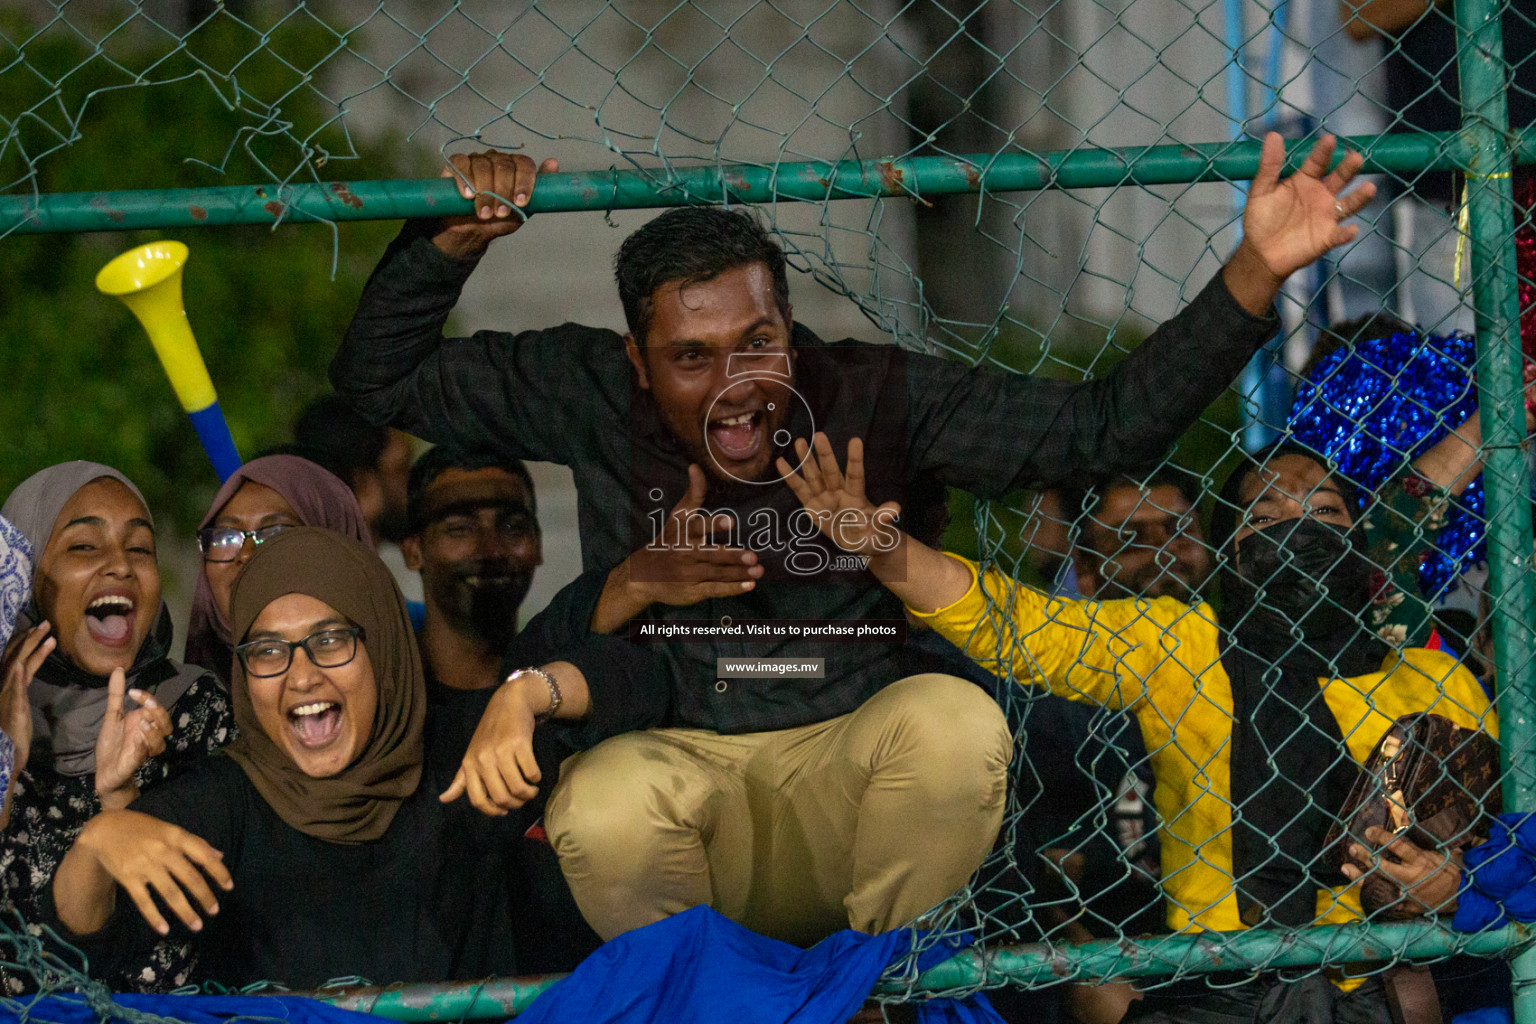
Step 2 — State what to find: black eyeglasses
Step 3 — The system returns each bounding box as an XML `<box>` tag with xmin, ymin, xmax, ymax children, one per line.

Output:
<box><xmin>235</xmin><ymin>626</ymin><xmax>366</xmax><ymax>678</ymax></box>
<box><xmin>197</xmin><ymin>524</ymin><xmax>294</xmax><ymax>562</ymax></box>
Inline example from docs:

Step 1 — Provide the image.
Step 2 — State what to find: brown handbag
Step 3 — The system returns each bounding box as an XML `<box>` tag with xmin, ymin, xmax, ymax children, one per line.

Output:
<box><xmin>1322</xmin><ymin>711</ymin><xmax>1501</xmax><ymax>918</ymax></box>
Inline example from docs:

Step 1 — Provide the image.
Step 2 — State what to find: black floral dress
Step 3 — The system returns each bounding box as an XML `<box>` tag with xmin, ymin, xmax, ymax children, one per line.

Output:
<box><xmin>0</xmin><ymin>671</ymin><xmax>233</xmax><ymax>993</ymax></box>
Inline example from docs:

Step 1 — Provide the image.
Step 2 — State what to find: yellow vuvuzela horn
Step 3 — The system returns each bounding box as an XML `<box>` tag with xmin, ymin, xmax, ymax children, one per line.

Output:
<box><xmin>96</xmin><ymin>241</ymin><xmax>242</xmax><ymax>481</ymax></box>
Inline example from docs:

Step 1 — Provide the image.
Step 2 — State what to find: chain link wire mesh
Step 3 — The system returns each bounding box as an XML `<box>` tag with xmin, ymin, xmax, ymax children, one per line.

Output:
<box><xmin>2</xmin><ymin>0</ymin><xmax>1535</xmax><ymax>1017</ymax></box>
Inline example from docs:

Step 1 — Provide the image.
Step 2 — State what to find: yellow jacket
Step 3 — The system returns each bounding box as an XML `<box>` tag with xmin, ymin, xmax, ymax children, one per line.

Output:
<box><xmin>912</xmin><ymin>553</ymin><xmax>1497</xmax><ymax>933</ymax></box>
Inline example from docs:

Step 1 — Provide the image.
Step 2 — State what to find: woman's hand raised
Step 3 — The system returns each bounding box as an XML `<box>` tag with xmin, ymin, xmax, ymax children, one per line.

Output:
<box><xmin>66</xmin><ymin>809</ymin><xmax>231</xmax><ymax>936</ymax></box>
<box><xmin>94</xmin><ymin>668</ymin><xmax>173</xmax><ymax>810</ymax></box>
<box><xmin>0</xmin><ymin>623</ymin><xmax>55</xmax><ymax>829</ymax></box>
<box><xmin>0</xmin><ymin>622</ymin><xmax>54</xmax><ymax>777</ymax></box>
<box><xmin>777</xmin><ymin>431</ymin><xmax>971</xmax><ymax>612</ymax></box>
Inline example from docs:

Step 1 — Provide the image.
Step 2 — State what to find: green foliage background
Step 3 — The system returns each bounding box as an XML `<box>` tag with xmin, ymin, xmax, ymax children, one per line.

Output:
<box><xmin>0</xmin><ymin>11</ymin><xmax>425</xmax><ymax>533</ymax></box>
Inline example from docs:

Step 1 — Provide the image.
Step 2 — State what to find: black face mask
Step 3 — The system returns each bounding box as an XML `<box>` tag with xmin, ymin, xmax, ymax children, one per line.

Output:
<box><xmin>1230</xmin><ymin>518</ymin><xmax>1372</xmax><ymax>638</ymax></box>
<box><xmin>463</xmin><ymin>571</ymin><xmax>534</xmax><ymax>641</ymax></box>
<box><xmin>424</xmin><ymin>558</ymin><xmax>535</xmax><ymax>646</ymax></box>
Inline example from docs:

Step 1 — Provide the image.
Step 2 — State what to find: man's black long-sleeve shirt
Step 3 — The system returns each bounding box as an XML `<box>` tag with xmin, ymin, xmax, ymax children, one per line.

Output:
<box><xmin>331</xmin><ymin>226</ymin><xmax>1279</xmax><ymax>734</ymax></box>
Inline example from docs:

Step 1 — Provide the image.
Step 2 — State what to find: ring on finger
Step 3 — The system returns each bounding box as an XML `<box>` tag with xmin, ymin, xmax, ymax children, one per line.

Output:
<box><xmin>1334</xmin><ymin>198</ymin><xmax>1345</xmax><ymax>221</ymax></box>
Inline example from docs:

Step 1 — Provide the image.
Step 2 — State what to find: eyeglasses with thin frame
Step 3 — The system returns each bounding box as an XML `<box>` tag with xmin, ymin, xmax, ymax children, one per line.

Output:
<box><xmin>235</xmin><ymin>626</ymin><xmax>366</xmax><ymax>678</ymax></box>
<box><xmin>197</xmin><ymin>524</ymin><xmax>296</xmax><ymax>563</ymax></box>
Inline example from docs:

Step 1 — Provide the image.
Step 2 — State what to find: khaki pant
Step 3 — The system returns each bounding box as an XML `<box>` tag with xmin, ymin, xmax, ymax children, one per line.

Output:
<box><xmin>544</xmin><ymin>673</ymin><xmax>1013</xmax><ymax>945</ymax></box>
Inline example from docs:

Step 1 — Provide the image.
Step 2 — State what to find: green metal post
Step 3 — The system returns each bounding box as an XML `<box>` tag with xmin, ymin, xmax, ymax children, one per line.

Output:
<box><xmin>313</xmin><ymin>974</ymin><xmax>565</xmax><ymax>1021</ymax></box>
<box><xmin>301</xmin><ymin>921</ymin><xmax>1533</xmax><ymax>1021</ymax></box>
<box><xmin>1</xmin><ymin>132</ymin><xmax>1532</xmax><ymax>235</ymax></box>
<box><xmin>889</xmin><ymin>921</ymin><xmax>1534</xmax><ymax>992</ymax></box>
<box><xmin>1454</xmin><ymin>0</ymin><xmax>1536</xmax><ymax>1018</ymax></box>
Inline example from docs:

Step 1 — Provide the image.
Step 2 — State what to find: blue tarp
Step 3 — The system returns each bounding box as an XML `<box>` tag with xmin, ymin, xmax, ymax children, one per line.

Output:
<box><xmin>1</xmin><ymin>991</ymin><xmax>383</xmax><ymax>1024</ymax></box>
<box><xmin>1455</xmin><ymin>813</ymin><xmax>1536</xmax><ymax>932</ymax></box>
<box><xmin>517</xmin><ymin>905</ymin><xmax>1004</xmax><ymax>1024</ymax></box>
<box><xmin>2</xmin><ymin>906</ymin><xmax>1005</xmax><ymax>1024</ymax></box>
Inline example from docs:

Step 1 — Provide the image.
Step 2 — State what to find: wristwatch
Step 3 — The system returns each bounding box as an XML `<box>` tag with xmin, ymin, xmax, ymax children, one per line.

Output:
<box><xmin>508</xmin><ymin>666</ymin><xmax>562</xmax><ymax>723</ymax></box>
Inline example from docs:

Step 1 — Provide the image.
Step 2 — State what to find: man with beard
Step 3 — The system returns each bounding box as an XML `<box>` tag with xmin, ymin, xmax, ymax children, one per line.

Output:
<box><xmin>1073</xmin><ymin>470</ymin><xmax>1213</xmax><ymax>602</ymax></box>
<box><xmin>402</xmin><ymin>447</ymin><xmax>613</xmax><ymax>973</ymax></box>
<box><xmin>332</xmin><ymin>134</ymin><xmax>1377</xmax><ymax>945</ymax></box>
<box><xmin>401</xmin><ymin>446</ymin><xmax>541</xmax><ymax>696</ymax></box>
<box><xmin>1035</xmin><ymin>470</ymin><xmax>1214</xmax><ymax>962</ymax></box>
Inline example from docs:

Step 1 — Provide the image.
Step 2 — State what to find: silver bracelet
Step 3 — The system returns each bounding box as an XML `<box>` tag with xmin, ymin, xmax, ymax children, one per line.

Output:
<box><xmin>509</xmin><ymin>666</ymin><xmax>562</xmax><ymax>723</ymax></box>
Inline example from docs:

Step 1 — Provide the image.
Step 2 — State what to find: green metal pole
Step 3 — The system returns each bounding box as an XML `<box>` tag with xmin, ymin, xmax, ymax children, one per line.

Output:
<box><xmin>303</xmin><ymin>922</ymin><xmax>1532</xmax><ymax>1021</ymax></box>
<box><xmin>2</xmin><ymin>131</ymin><xmax>1532</xmax><ymax>236</ymax></box>
<box><xmin>313</xmin><ymin>974</ymin><xmax>564</xmax><ymax>1021</ymax></box>
<box><xmin>888</xmin><ymin>921</ymin><xmax>1534</xmax><ymax>992</ymax></box>
<box><xmin>1458</xmin><ymin>0</ymin><xmax>1534</xmax><ymax>852</ymax></box>
<box><xmin>1453</xmin><ymin>0</ymin><xmax>1536</xmax><ymax>1018</ymax></box>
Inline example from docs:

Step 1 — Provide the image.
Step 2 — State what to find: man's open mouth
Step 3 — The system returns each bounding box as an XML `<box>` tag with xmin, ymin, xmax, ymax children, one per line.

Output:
<box><xmin>708</xmin><ymin>410</ymin><xmax>762</xmax><ymax>462</ymax></box>
<box><xmin>288</xmin><ymin>701</ymin><xmax>343</xmax><ymax>749</ymax></box>
<box><xmin>84</xmin><ymin>594</ymin><xmax>136</xmax><ymax>647</ymax></box>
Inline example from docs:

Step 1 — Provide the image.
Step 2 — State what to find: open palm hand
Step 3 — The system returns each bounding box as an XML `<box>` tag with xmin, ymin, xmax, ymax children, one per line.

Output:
<box><xmin>778</xmin><ymin>434</ymin><xmax>902</xmax><ymax>554</ymax></box>
<box><xmin>1243</xmin><ymin>132</ymin><xmax>1376</xmax><ymax>282</ymax></box>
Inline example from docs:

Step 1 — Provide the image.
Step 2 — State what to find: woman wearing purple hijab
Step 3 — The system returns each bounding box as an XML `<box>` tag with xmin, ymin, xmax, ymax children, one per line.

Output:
<box><xmin>184</xmin><ymin>455</ymin><xmax>371</xmax><ymax>685</ymax></box>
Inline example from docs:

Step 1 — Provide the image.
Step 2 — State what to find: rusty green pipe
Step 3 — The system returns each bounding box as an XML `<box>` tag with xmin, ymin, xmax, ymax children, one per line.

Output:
<box><xmin>306</xmin><ymin>922</ymin><xmax>1532</xmax><ymax>1020</ymax></box>
<box><xmin>3</xmin><ymin>130</ymin><xmax>1532</xmax><ymax>235</ymax></box>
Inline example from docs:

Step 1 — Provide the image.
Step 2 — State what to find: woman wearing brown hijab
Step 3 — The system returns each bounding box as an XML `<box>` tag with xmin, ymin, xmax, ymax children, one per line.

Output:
<box><xmin>50</xmin><ymin>528</ymin><xmax>667</xmax><ymax>988</ymax></box>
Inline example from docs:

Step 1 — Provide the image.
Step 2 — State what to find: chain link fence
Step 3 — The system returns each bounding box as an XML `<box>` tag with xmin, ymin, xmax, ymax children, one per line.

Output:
<box><xmin>2</xmin><ymin>0</ymin><xmax>1535</xmax><ymax>1018</ymax></box>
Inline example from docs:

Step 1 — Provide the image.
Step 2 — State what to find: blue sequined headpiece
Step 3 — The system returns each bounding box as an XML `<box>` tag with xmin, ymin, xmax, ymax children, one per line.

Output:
<box><xmin>1287</xmin><ymin>330</ymin><xmax>1483</xmax><ymax>599</ymax></box>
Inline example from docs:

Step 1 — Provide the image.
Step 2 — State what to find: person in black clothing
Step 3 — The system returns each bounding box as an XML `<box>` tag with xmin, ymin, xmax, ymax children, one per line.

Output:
<box><xmin>48</xmin><ymin>528</ymin><xmax>664</xmax><ymax>988</ymax></box>
<box><xmin>400</xmin><ymin>447</ymin><xmax>609</xmax><ymax>972</ymax></box>
<box><xmin>1037</xmin><ymin>469</ymin><xmax>1204</xmax><ymax>937</ymax></box>
<box><xmin>331</xmin><ymin>133</ymin><xmax>1374</xmax><ymax>943</ymax></box>
<box><xmin>293</xmin><ymin>394</ymin><xmax>416</xmax><ymax>545</ymax></box>
<box><xmin>0</xmin><ymin>462</ymin><xmax>232</xmax><ymax>994</ymax></box>
<box><xmin>1341</xmin><ymin>0</ymin><xmax>1535</xmax><ymax>332</ymax></box>
<box><xmin>404</xmin><ymin>445</ymin><xmax>545</xmax><ymax>814</ymax></box>
<box><xmin>402</xmin><ymin>446</ymin><xmax>542</xmax><ymax>695</ymax></box>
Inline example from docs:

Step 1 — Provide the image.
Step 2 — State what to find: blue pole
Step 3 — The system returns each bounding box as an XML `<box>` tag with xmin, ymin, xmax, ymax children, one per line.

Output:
<box><xmin>187</xmin><ymin>402</ymin><xmax>243</xmax><ymax>483</ymax></box>
<box><xmin>1227</xmin><ymin>0</ymin><xmax>1285</xmax><ymax>451</ymax></box>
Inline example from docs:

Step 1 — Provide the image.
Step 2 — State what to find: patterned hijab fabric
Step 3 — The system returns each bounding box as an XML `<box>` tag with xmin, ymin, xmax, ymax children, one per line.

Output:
<box><xmin>0</xmin><ymin>515</ymin><xmax>33</xmax><ymax>654</ymax></box>
<box><xmin>185</xmin><ymin>455</ymin><xmax>372</xmax><ymax>683</ymax></box>
<box><xmin>223</xmin><ymin>527</ymin><xmax>425</xmax><ymax>844</ymax></box>
<box><xmin>0</xmin><ymin>515</ymin><xmax>33</xmax><ymax>801</ymax></box>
